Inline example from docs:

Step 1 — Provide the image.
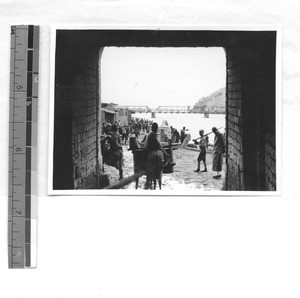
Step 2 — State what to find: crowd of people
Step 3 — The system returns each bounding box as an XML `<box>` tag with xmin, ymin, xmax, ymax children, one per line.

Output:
<box><xmin>102</xmin><ymin>117</ymin><xmax>154</xmax><ymax>146</ymax></box>
<box><xmin>101</xmin><ymin>117</ymin><xmax>226</xmax><ymax>186</ymax></box>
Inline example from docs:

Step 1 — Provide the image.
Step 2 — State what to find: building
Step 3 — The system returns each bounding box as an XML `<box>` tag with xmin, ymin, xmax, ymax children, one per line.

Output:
<box><xmin>115</xmin><ymin>107</ymin><xmax>136</xmax><ymax>126</ymax></box>
<box><xmin>101</xmin><ymin>103</ymin><xmax>117</xmax><ymax>124</ymax></box>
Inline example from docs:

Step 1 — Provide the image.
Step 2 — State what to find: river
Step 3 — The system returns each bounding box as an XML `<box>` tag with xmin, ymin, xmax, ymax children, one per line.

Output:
<box><xmin>133</xmin><ymin>112</ymin><xmax>225</xmax><ymax>143</ymax></box>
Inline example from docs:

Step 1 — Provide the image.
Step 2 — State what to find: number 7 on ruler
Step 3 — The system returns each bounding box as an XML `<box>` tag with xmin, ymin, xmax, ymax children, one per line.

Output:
<box><xmin>8</xmin><ymin>25</ymin><xmax>39</xmax><ymax>269</ymax></box>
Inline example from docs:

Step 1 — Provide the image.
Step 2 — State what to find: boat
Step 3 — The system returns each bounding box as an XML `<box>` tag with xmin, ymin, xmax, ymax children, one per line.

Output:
<box><xmin>158</xmin><ymin>119</ymin><xmax>171</xmax><ymax>142</ymax></box>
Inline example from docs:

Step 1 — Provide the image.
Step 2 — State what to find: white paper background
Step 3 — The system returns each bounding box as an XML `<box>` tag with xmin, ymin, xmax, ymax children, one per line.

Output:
<box><xmin>0</xmin><ymin>1</ymin><xmax>299</xmax><ymax>297</ymax></box>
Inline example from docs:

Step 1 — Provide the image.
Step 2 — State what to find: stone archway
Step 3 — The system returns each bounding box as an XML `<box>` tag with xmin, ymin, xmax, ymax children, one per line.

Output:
<box><xmin>53</xmin><ymin>29</ymin><xmax>276</xmax><ymax>191</ymax></box>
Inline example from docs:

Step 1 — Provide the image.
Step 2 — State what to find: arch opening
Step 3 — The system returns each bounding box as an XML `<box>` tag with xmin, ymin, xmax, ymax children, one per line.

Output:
<box><xmin>52</xmin><ymin>29</ymin><xmax>277</xmax><ymax>192</ymax></box>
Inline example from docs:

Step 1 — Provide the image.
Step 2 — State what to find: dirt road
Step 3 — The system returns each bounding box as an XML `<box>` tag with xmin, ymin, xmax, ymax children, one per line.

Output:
<box><xmin>103</xmin><ymin>135</ymin><xmax>225</xmax><ymax>191</ymax></box>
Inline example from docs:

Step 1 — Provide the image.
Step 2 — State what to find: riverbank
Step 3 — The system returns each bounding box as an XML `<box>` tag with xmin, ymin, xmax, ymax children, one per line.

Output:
<box><xmin>133</xmin><ymin>112</ymin><xmax>225</xmax><ymax>141</ymax></box>
<box><xmin>103</xmin><ymin>132</ymin><xmax>225</xmax><ymax>191</ymax></box>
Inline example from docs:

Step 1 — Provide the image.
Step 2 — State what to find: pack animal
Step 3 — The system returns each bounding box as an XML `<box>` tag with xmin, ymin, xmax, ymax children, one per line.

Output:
<box><xmin>101</xmin><ymin>137</ymin><xmax>123</xmax><ymax>180</ymax></box>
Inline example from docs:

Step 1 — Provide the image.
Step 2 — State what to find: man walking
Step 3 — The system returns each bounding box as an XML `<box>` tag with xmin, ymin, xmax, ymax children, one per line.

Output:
<box><xmin>180</xmin><ymin>126</ymin><xmax>186</xmax><ymax>144</ymax></box>
<box><xmin>193</xmin><ymin>129</ymin><xmax>208</xmax><ymax>173</ymax></box>
<box><xmin>211</xmin><ymin>127</ymin><xmax>226</xmax><ymax>179</ymax></box>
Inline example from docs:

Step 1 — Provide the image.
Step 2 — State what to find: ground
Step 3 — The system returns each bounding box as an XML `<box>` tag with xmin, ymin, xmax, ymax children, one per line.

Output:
<box><xmin>102</xmin><ymin>132</ymin><xmax>225</xmax><ymax>191</ymax></box>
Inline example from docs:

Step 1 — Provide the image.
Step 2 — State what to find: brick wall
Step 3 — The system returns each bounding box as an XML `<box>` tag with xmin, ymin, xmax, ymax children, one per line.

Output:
<box><xmin>226</xmin><ymin>47</ymin><xmax>244</xmax><ymax>190</ymax></box>
<box><xmin>265</xmin><ymin>125</ymin><xmax>276</xmax><ymax>191</ymax></box>
<box><xmin>225</xmin><ymin>35</ymin><xmax>276</xmax><ymax>191</ymax></box>
<box><xmin>72</xmin><ymin>48</ymin><xmax>105</xmax><ymax>189</ymax></box>
<box><xmin>54</xmin><ymin>43</ymin><xmax>104</xmax><ymax>189</ymax></box>
<box><xmin>262</xmin><ymin>43</ymin><xmax>276</xmax><ymax>191</ymax></box>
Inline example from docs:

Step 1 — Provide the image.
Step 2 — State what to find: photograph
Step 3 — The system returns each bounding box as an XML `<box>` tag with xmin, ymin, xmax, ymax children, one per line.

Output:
<box><xmin>49</xmin><ymin>27</ymin><xmax>279</xmax><ymax>194</ymax></box>
<box><xmin>2</xmin><ymin>0</ymin><xmax>300</xmax><ymax>297</ymax></box>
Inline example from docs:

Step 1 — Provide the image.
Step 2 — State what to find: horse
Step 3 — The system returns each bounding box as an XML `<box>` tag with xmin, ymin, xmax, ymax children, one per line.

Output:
<box><xmin>101</xmin><ymin>138</ymin><xmax>123</xmax><ymax>180</ymax></box>
<box><xmin>145</xmin><ymin>149</ymin><xmax>164</xmax><ymax>190</ymax></box>
<box><xmin>133</xmin><ymin>149</ymin><xmax>164</xmax><ymax>190</ymax></box>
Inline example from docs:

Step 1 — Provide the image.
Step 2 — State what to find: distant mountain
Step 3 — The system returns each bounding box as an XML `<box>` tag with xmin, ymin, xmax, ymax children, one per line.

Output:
<box><xmin>192</xmin><ymin>87</ymin><xmax>225</xmax><ymax>111</ymax></box>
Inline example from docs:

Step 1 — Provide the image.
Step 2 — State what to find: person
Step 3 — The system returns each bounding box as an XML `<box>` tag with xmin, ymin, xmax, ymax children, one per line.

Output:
<box><xmin>121</xmin><ymin>126</ymin><xmax>128</xmax><ymax>145</ymax></box>
<box><xmin>118</xmin><ymin>125</ymin><xmax>123</xmax><ymax>135</ymax></box>
<box><xmin>145</xmin><ymin>122</ymin><xmax>176</xmax><ymax>167</ymax></box>
<box><xmin>180</xmin><ymin>129</ymin><xmax>191</xmax><ymax>148</ymax></box>
<box><xmin>105</xmin><ymin>123</ymin><xmax>111</xmax><ymax>134</ymax></box>
<box><xmin>144</xmin><ymin>123</ymin><xmax>176</xmax><ymax>189</ymax></box>
<box><xmin>101</xmin><ymin>124</ymin><xmax>123</xmax><ymax>179</ymax></box>
<box><xmin>106</xmin><ymin>124</ymin><xmax>123</xmax><ymax>157</ymax></box>
<box><xmin>180</xmin><ymin>126</ymin><xmax>186</xmax><ymax>144</ymax></box>
<box><xmin>174</xmin><ymin>128</ymin><xmax>180</xmax><ymax>143</ymax></box>
<box><xmin>211</xmin><ymin>127</ymin><xmax>226</xmax><ymax>179</ymax></box>
<box><xmin>134</xmin><ymin>124</ymin><xmax>140</xmax><ymax>138</ymax></box>
<box><xmin>193</xmin><ymin>129</ymin><xmax>208</xmax><ymax>172</ymax></box>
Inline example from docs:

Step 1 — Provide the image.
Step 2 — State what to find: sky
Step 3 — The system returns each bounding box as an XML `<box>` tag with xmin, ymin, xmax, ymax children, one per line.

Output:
<box><xmin>101</xmin><ymin>47</ymin><xmax>226</xmax><ymax>109</ymax></box>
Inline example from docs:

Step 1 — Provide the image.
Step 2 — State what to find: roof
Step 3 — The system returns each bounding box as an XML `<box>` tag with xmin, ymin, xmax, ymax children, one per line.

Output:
<box><xmin>101</xmin><ymin>108</ymin><xmax>116</xmax><ymax>114</ymax></box>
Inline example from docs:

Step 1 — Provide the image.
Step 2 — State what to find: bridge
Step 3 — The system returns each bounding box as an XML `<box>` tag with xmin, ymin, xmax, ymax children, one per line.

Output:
<box><xmin>116</xmin><ymin>105</ymin><xmax>225</xmax><ymax>114</ymax></box>
<box><xmin>118</xmin><ymin>105</ymin><xmax>198</xmax><ymax>113</ymax></box>
<box><xmin>117</xmin><ymin>106</ymin><xmax>152</xmax><ymax>113</ymax></box>
<box><xmin>154</xmin><ymin>106</ymin><xmax>193</xmax><ymax>113</ymax></box>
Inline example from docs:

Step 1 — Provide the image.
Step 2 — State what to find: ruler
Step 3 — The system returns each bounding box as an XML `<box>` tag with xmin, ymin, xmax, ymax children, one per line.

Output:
<box><xmin>8</xmin><ymin>25</ymin><xmax>39</xmax><ymax>268</ymax></box>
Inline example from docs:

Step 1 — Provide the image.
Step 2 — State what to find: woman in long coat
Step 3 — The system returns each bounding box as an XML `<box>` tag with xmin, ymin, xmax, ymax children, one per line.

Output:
<box><xmin>212</xmin><ymin>127</ymin><xmax>226</xmax><ymax>179</ymax></box>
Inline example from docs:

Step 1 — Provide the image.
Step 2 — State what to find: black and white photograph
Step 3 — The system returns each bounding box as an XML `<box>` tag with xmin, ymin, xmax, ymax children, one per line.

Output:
<box><xmin>49</xmin><ymin>27</ymin><xmax>279</xmax><ymax>194</ymax></box>
<box><xmin>2</xmin><ymin>0</ymin><xmax>300</xmax><ymax>297</ymax></box>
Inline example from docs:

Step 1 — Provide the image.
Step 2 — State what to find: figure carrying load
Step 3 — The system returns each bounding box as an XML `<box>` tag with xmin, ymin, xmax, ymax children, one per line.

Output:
<box><xmin>193</xmin><ymin>129</ymin><xmax>208</xmax><ymax>173</ymax></box>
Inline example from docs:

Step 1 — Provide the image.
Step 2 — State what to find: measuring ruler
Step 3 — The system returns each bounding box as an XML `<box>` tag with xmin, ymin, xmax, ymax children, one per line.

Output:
<box><xmin>8</xmin><ymin>25</ymin><xmax>39</xmax><ymax>268</ymax></box>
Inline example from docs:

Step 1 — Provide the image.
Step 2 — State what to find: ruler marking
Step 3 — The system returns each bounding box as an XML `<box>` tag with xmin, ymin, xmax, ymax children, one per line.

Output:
<box><xmin>26</xmin><ymin>171</ymin><xmax>31</xmax><ymax>194</ymax></box>
<box><xmin>25</xmin><ymin>25</ymin><xmax>33</xmax><ymax>269</ymax></box>
<box><xmin>26</xmin><ymin>148</ymin><xmax>31</xmax><ymax>171</ymax></box>
<box><xmin>27</xmin><ymin>52</ymin><xmax>33</xmax><ymax>72</ymax></box>
<box><xmin>26</xmin><ymin>122</ymin><xmax>32</xmax><ymax>147</ymax></box>
<box><xmin>28</xmin><ymin>25</ymin><xmax>33</xmax><ymax>49</ymax></box>
<box><xmin>27</xmin><ymin>74</ymin><xmax>32</xmax><ymax>96</ymax></box>
<box><xmin>9</xmin><ymin>27</ymin><xmax>17</xmax><ymax>267</ymax></box>
<box><xmin>10</xmin><ymin>26</ymin><xmax>23</xmax><ymax>268</ymax></box>
<box><xmin>9</xmin><ymin>25</ymin><xmax>39</xmax><ymax>269</ymax></box>
<box><xmin>27</xmin><ymin>98</ymin><xmax>32</xmax><ymax>121</ymax></box>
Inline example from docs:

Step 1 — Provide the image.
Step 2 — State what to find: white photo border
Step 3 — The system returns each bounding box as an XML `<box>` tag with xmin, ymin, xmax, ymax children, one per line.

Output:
<box><xmin>48</xmin><ymin>24</ymin><xmax>282</xmax><ymax>196</ymax></box>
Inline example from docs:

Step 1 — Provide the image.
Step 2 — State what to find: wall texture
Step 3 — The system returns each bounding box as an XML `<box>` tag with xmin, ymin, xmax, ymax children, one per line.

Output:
<box><xmin>71</xmin><ymin>48</ymin><xmax>102</xmax><ymax>189</ymax></box>
<box><xmin>226</xmin><ymin>46</ymin><xmax>244</xmax><ymax>190</ymax></box>
<box><xmin>53</xmin><ymin>37</ymin><xmax>103</xmax><ymax>189</ymax></box>
<box><xmin>225</xmin><ymin>33</ymin><xmax>276</xmax><ymax>191</ymax></box>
